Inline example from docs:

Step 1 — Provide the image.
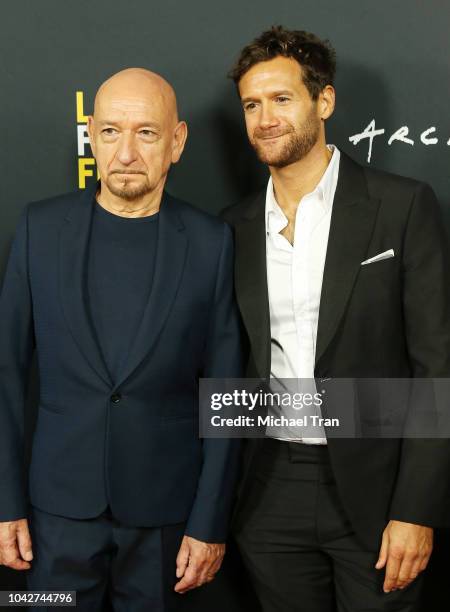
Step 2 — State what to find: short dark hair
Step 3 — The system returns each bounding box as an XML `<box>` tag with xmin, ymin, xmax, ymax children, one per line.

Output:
<box><xmin>228</xmin><ymin>25</ymin><xmax>336</xmax><ymax>100</ymax></box>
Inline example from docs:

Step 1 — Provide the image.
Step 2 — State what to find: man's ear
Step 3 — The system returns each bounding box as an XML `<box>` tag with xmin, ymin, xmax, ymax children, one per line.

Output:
<box><xmin>319</xmin><ymin>85</ymin><xmax>335</xmax><ymax>121</ymax></box>
<box><xmin>87</xmin><ymin>116</ymin><xmax>96</xmax><ymax>155</ymax></box>
<box><xmin>171</xmin><ymin>121</ymin><xmax>188</xmax><ymax>164</ymax></box>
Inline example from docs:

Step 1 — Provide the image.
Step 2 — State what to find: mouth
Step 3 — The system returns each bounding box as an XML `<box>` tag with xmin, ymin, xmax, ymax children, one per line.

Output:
<box><xmin>258</xmin><ymin>134</ymin><xmax>287</xmax><ymax>142</ymax></box>
<box><xmin>111</xmin><ymin>171</ymin><xmax>145</xmax><ymax>176</ymax></box>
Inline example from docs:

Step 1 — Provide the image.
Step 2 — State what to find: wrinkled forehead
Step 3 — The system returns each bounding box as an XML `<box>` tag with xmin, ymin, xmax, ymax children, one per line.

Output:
<box><xmin>94</xmin><ymin>75</ymin><xmax>178</xmax><ymax>127</ymax></box>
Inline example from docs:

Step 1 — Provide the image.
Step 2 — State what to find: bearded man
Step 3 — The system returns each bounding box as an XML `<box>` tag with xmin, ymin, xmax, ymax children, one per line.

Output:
<box><xmin>222</xmin><ymin>26</ymin><xmax>450</xmax><ymax>612</ymax></box>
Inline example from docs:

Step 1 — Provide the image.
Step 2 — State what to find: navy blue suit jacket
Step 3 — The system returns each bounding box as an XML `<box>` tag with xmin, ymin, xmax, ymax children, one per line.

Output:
<box><xmin>0</xmin><ymin>184</ymin><xmax>243</xmax><ymax>542</ymax></box>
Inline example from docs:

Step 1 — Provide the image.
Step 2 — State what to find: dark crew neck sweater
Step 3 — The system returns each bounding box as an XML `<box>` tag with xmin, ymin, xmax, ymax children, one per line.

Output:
<box><xmin>87</xmin><ymin>202</ymin><xmax>159</xmax><ymax>382</ymax></box>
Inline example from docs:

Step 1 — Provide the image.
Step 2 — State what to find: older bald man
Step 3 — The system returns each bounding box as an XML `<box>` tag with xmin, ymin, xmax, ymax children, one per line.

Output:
<box><xmin>0</xmin><ymin>68</ymin><xmax>242</xmax><ymax>610</ymax></box>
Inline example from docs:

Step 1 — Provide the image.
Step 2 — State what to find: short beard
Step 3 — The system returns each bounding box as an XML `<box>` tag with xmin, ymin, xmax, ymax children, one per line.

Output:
<box><xmin>106</xmin><ymin>174</ymin><xmax>152</xmax><ymax>201</ymax></box>
<box><xmin>253</xmin><ymin>112</ymin><xmax>321</xmax><ymax>169</ymax></box>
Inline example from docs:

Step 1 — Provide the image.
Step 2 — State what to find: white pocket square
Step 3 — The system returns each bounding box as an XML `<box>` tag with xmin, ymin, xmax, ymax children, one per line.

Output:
<box><xmin>361</xmin><ymin>249</ymin><xmax>395</xmax><ymax>266</ymax></box>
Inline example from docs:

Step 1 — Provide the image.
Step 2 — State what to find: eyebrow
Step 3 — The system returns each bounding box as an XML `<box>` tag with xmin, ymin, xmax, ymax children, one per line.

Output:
<box><xmin>98</xmin><ymin>120</ymin><xmax>161</xmax><ymax>129</ymax></box>
<box><xmin>241</xmin><ymin>90</ymin><xmax>294</xmax><ymax>104</ymax></box>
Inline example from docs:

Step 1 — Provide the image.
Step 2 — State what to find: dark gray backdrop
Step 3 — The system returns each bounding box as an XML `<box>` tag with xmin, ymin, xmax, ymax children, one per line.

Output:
<box><xmin>0</xmin><ymin>0</ymin><xmax>449</xmax><ymax>609</ymax></box>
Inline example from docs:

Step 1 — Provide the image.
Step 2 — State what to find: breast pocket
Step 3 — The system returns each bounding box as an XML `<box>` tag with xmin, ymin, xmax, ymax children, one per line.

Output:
<box><xmin>358</xmin><ymin>256</ymin><xmax>397</xmax><ymax>283</ymax></box>
<box><xmin>360</xmin><ymin>255</ymin><xmax>396</xmax><ymax>273</ymax></box>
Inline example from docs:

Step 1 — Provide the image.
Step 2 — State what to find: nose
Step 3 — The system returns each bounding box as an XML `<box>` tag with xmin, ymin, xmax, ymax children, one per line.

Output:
<box><xmin>115</xmin><ymin>132</ymin><xmax>139</xmax><ymax>166</ymax></box>
<box><xmin>259</xmin><ymin>102</ymin><xmax>279</xmax><ymax>129</ymax></box>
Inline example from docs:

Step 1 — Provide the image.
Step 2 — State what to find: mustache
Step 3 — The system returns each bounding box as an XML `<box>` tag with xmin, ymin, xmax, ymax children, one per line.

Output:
<box><xmin>109</xmin><ymin>169</ymin><xmax>146</xmax><ymax>175</ymax></box>
<box><xmin>253</xmin><ymin>127</ymin><xmax>293</xmax><ymax>139</ymax></box>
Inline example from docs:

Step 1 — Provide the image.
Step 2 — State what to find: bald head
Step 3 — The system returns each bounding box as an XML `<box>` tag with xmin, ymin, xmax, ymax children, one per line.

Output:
<box><xmin>94</xmin><ymin>67</ymin><xmax>179</xmax><ymax>126</ymax></box>
<box><xmin>88</xmin><ymin>67</ymin><xmax>187</xmax><ymax>206</ymax></box>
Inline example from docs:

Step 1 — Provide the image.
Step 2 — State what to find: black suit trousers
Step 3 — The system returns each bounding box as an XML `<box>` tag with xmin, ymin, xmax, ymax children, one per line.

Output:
<box><xmin>234</xmin><ymin>439</ymin><xmax>424</xmax><ymax>612</ymax></box>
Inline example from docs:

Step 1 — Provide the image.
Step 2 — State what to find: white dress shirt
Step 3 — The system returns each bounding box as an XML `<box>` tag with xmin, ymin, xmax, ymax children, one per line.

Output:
<box><xmin>265</xmin><ymin>145</ymin><xmax>340</xmax><ymax>444</ymax></box>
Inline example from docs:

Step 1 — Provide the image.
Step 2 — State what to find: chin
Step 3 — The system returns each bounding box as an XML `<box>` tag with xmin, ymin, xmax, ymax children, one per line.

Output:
<box><xmin>257</xmin><ymin>152</ymin><xmax>285</xmax><ymax>166</ymax></box>
<box><xmin>107</xmin><ymin>178</ymin><xmax>151</xmax><ymax>201</ymax></box>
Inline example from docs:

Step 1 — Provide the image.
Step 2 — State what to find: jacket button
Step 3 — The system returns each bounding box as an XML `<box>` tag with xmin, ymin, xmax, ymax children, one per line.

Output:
<box><xmin>110</xmin><ymin>393</ymin><xmax>121</xmax><ymax>404</ymax></box>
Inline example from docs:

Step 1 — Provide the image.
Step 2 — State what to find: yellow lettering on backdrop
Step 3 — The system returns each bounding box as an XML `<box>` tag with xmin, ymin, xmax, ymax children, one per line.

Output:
<box><xmin>76</xmin><ymin>91</ymin><xmax>88</xmax><ymax>123</ymax></box>
<box><xmin>78</xmin><ymin>158</ymin><xmax>96</xmax><ymax>189</ymax></box>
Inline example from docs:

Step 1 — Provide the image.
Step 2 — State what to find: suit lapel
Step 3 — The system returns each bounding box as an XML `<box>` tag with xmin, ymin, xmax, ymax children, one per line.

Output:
<box><xmin>234</xmin><ymin>191</ymin><xmax>271</xmax><ymax>378</ymax></box>
<box><xmin>315</xmin><ymin>153</ymin><xmax>380</xmax><ymax>369</ymax></box>
<box><xmin>115</xmin><ymin>192</ymin><xmax>188</xmax><ymax>387</ymax></box>
<box><xmin>59</xmin><ymin>184</ymin><xmax>113</xmax><ymax>387</ymax></box>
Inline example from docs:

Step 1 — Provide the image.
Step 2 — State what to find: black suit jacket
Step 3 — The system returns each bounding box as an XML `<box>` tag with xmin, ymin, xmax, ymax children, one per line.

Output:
<box><xmin>222</xmin><ymin>152</ymin><xmax>450</xmax><ymax>549</ymax></box>
<box><xmin>0</xmin><ymin>184</ymin><xmax>243</xmax><ymax>543</ymax></box>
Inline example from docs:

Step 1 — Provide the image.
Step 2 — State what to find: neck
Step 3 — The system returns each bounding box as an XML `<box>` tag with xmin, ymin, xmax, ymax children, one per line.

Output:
<box><xmin>96</xmin><ymin>180</ymin><xmax>165</xmax><ymax>218</ymax></box>
<box><xmin>270</xmin><ymin>141</ymin><xmax>332</xmax><ymax>216</ymax></box>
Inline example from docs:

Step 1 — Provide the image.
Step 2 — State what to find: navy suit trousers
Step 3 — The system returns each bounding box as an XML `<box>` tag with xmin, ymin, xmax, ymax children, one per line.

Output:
<box><xmin>26</xmin><ymin>506</ymin><xmax>193</xmax><ymax>612</ymax></box>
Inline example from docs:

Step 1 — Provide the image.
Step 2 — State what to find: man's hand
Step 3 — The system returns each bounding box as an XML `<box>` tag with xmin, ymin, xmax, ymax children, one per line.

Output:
<box><xmin>0</xmin><ymin>519</ymin><xmax>33</xmax><ymax>570</ymax></box>
<box><xmin>174</xmin><ymin>535</ymin><xmax>225</xmax><ymax>594</ymax></box>
<box><xmin>375</xmin><ymin>520</ymin><xmax>433</xmax><ymax>593</ymax></box>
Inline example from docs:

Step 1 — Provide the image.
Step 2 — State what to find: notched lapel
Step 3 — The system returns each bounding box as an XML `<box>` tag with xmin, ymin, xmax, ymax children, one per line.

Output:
<box><xmin>315</xmin><ymin>155</ymin><xmax>380</xmax><ymax>369</ymax></box>
<box><xmin>115</xmin><ymin>194</ymin><xmax>188</xmax><ymax>387</ymax></box>
<box><xmin>234</xmin><ymin>192</ymin><xmax>271</xmax><ymax>379</ymax></box>
<box><xmin>59</xmin><ymin>185</ymin><xmax>112</xmax><ymax>387</ymax></box>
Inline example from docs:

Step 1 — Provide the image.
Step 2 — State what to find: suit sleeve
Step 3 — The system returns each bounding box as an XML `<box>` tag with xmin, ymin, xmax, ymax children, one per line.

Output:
<box><xmin>185</xmin><ymin>223</ymin><xmax>243</xmax><ymax>542</ymax></box>
<box><xmin>389</xmin><ymin>182</ymin><xmax>450</xmax><ymax>526</ymax></box>
<box><xmin>0</xmin><ymin>207</ymin><xmax>35</xmax><ymax>521</ymax></box>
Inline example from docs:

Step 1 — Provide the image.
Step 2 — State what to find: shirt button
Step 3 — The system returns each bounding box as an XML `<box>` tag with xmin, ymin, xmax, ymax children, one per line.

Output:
<box><xmin>110</xmin><ymin>393</ymin><xmax>121</xmax><ymax>404</ymax></box>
